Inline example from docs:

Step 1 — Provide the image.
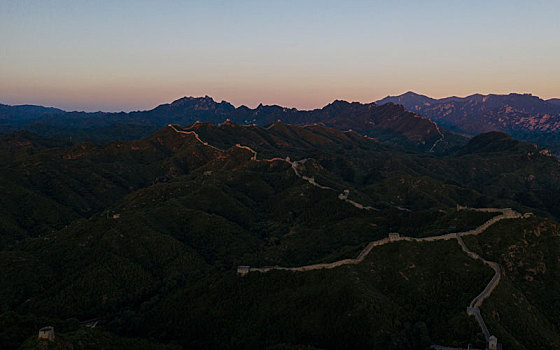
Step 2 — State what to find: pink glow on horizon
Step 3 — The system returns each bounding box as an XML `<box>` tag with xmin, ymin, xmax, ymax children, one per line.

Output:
<box><xmin>1</xmin><ymin>1</ymin><xmax>558</xmax><ymax>112</ymax></box>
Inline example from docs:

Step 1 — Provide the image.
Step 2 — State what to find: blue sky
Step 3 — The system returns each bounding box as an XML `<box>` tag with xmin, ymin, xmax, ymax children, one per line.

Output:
<box><xmin>1</xmin><ymin>0</ymin><xmax>558</xmax><ymax>111</ymax></box>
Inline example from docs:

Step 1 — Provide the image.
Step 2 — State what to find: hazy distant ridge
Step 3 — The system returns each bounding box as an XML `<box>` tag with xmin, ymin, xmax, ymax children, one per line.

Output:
<box><xmin>377</xmin><ymin>91</ymin><xmax>560</xmax><ymax>152</ymax></box>
<box><xmin>0</xmin><ymin>96</ymin><xmax>450</xmax><ymax>151</ymax></box>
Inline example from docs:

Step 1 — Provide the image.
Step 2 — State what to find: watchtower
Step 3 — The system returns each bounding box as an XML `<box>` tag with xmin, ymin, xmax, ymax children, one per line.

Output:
<box><xmin>237</xmin><ymin>266</ymin><xmax>250</xmax><ymax>276</ymax></box>
<box><xmin>38</xmin><ymin>326</ymin><xmax>55</xmax><ymax>342</ymax></box>
<box><xmin>488</xmin><ymin>335</ymin><xmax>498</xmax><ymax>350</ymax></box>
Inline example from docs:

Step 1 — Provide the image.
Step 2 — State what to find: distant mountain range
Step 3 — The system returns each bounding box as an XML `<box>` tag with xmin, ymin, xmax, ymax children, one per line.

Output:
<box><xmin>3</xmin><ymin>91</ymin><xmax>560</xmax><ymax>153</ymax></box>
<box><xmin>377</xmin><ymin>92</ymin><xmax>560</xmax><ymax>152</ymax></box>
<box><xmin>0</xmin><ymin>98</ymin><xmax>460</xmax><ymax>152</ymax></box>
<box><xmin>0</xmin><ymin>104</ymin><xmax>65</xmax><ymax>120</ymax></box>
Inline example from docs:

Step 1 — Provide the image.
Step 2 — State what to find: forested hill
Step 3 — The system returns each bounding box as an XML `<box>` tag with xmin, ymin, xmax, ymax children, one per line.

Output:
<box><xmin>1</xmin><ymin>122</ymin><xmax>560</xmax><ymax>349</ymax></box>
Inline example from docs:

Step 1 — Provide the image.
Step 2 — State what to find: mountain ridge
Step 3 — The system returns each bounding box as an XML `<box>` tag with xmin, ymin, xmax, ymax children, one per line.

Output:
<box><xmin>0</xmin><ymin>96</ymin><xmax>454</xmax><ymax>152</ymax></box>
<box><xmin>377</xmin><ymin>92</ymin><xmax>560</xmax><ymax>153</ymax></box>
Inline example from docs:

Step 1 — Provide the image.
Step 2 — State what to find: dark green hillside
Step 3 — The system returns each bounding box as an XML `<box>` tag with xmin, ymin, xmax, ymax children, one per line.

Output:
<box><xmin>0</xmin><ymin>131</ymin><xmax>71</xmax><ymax>163</ymax></box>
<box><xmin>456</xmin><ymin>132</ymin><xmax>532</xmax><ymax>154</ymax></box>
<box><xmin>447</xmin><ymin>133</ymin><xmax>560</xmax><ymax>217</ymax></box>
<box><xmin>463</xmin><ymin>218</ymin><xmax>560</xmax><ymax>349</ymax></box>
<box><xmin>179</xmin><ymin>121</ymin><xmax>382</xmax><ymax>159</ymax></box>
<box><xmin>108</xmin><ymin>161</ymin><xmax>383</xmax><ymax>267</ymax></box>
<box><xmin>175</xmin><ymin>122</ymin><xmax>560</xmax><ymax>220</ymax></box>
<box><xmin>0</xmin><ymin>127</ymin><xmax>221</xmax><ymax>247</ymax></box>
<box><xmin>117</xmin><ymin>239</ymin><xmax>492</xmax><ymax>349</ymax></box>
<box><xmin>1</xmin><ymin>122</ymin><xmax>560</xmax><ymax>349</ymax></box>
<box><xmin>18</xmin><ymin>328</ymin><xmax>181</xmax><ymax>350</ymax></box>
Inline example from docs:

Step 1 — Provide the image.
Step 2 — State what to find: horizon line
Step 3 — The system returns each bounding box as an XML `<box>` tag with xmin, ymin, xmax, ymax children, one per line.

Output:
<box><xmin>2</xmin><ymin>90</ymin><xmax>558</xmax><ymax>114</ymax></box>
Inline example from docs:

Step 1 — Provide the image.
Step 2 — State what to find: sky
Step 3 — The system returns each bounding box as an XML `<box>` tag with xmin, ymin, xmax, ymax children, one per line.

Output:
<box><xmin>1</xmin><ymin>0</ymin><xmax>559</xmax><ymax>112</ymax></box>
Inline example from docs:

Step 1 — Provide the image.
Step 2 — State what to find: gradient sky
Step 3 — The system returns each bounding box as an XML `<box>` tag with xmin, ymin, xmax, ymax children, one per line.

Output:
<box><xmin>1</xmin><ymin>0</ymin><xmax>559</xmax><ymax>112</ymax></box>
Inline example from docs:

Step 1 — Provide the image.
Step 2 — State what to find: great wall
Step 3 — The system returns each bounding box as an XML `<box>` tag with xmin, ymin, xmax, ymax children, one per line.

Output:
<box><xmin>239</xmin><ymin>206</ymin><xmax>520</xmax><ymax>350</ymax></box>
<box><xmin>168</xmin><ymin>123</ymin><xmax>375</xmax><ymax>207</ymax></box>
<box><xmin>169</xmin><ymin>123</ymin><xmax>523</xmax><ymax>349</ymax></box>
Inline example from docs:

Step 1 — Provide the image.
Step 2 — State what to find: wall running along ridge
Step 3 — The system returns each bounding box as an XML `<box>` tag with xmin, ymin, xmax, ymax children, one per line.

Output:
<box><xmin>168</xmin><ymin>124</ymin><xmax>523</xmax><ymax>347</ymax></box>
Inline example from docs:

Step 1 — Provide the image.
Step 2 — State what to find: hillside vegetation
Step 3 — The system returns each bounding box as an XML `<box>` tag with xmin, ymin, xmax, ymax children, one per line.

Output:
<box><xmin>0</xmin><ymin>122</ymin><xmax>559</xmax><ymax>349</ymax></box>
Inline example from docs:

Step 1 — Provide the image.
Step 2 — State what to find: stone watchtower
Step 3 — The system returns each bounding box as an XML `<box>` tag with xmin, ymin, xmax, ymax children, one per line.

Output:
<box><xmin>38</xmin><ymin>326</ymin><xmax>55</xmax><ymax>342</ymax></box>
<box><xmin>488</xmin><ymin>335</ymin><xmax>498</xmax><ymax>350</ymax></box>
<box><xmin>237</xmin><ymin>266</ymin><xmax>250</xmax><ymax>276</ymax></box>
